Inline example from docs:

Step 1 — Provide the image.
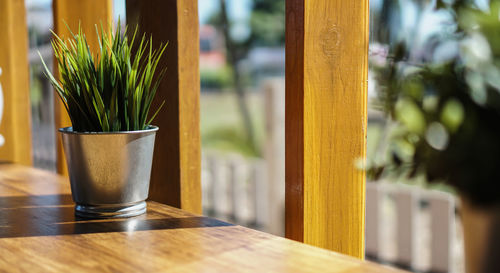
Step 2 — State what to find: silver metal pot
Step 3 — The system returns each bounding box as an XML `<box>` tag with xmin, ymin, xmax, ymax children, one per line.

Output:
<box><xmin>59</xmin><ymin>126</ymin><xmax>158</xmax><ymax>218</ymax></box>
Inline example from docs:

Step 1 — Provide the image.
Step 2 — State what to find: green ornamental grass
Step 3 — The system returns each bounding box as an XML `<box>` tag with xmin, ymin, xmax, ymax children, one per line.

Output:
<box><xmin>40</xmin><ymin>23</ymin><xmax>167</xmax><ymax>132</ymax></box>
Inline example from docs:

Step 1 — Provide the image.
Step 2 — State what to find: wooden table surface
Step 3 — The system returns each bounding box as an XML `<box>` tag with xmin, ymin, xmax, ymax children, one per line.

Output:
<box><xmin>0</xmin><ymin>164</ymin><xmax>404</xmax><ymax>272</ymax></box>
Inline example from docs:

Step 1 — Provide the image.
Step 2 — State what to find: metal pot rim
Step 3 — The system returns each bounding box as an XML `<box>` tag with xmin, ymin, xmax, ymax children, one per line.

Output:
<box><xmin>59</xmin><ymin>125</ymin><xmax>159</xmax><ymax>135</ymax></box>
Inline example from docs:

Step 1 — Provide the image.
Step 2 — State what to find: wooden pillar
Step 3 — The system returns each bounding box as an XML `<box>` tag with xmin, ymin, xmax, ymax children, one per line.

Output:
<box><xmin>285</xmin><ymin>0</ymin><xmax>369</xmax><ymax>258</ymax></box>
<box><xmin>126</xmin><ymin>0</ymin><xmax>202</xmax><ymax>214</ymax></box>
<box><xmin>52</xmin><ymin>0</ymin><xmax>113</xmax><ymax>175</ymax></box>
<box><xmin>0</xmin><ymin>0</ymin><xmax>32</xmax><ymax>165</ymax></box>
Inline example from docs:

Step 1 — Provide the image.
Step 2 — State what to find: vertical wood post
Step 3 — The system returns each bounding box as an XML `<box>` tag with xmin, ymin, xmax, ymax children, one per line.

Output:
<box><xmin>0</xmin><ymin>0</ymin><xmax>32</xmax><ymax>165</ymax></box>
<box><xmin>126</xmin><ymin>0</ymin><xmax>201</xmax><ymax>214</ymax></box>
<box><xmin>52</xmin><ymin>0</ymin><xmax>113</xmax><ymax>175</ymax></box>
<box><xmin>285</xmin><ymin>0</ymin><xmax>369</xmax><ymax>258</ymax></box>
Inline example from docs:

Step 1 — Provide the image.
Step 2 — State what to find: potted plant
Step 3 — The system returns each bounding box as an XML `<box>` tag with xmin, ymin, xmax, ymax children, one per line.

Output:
<box><xmin>370</xmin><ymin>2</ymin><xmax>500</xmax><ymax>272</ymax></box>
<box><xmin>40</xmin><ymin>25</ymin><xmax>166</xmax><ymax>219</ymax></box>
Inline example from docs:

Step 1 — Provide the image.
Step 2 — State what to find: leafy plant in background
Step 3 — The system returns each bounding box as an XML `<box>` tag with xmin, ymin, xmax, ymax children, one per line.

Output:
<box><xmin>40</xmin><ymin>24</ymin><xmax>166</xmax><ymax>132</ymax></box>
<box><xmin>372</xmin><ymin>0</ymin><xmax>500</xmax><ymax>206</ymax></box>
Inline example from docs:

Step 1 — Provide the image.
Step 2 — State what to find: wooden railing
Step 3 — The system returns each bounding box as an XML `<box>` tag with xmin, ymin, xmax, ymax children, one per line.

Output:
<box><xmin>0</xmin><ymin>0</ymin><xmax>369</xmax><ymax>258</ymax></box>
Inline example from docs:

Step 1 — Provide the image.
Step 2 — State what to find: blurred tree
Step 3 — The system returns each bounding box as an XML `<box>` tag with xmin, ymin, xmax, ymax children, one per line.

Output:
<box><xmin>374</xmin><ymin>0</ymin><xmax>401</xmax><ymax>44</ymax></box>
<box><xmin>210</xmin><ymin>0</ymin><xmax>285</xmax><ymax>154</ymax></box>
<box><xmin>248</xmin><ymin>0</ymin><xmax>285</xmax><ymax>46</ymax></box>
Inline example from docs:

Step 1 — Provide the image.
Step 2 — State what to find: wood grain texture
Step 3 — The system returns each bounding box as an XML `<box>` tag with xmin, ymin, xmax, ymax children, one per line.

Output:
<box><xmin>0</xmin><ymin>164</ymin><xmax>405</xmax><ymax>273</ymax></box>
<box><xmin>126</xmin><ymin>0</ymin><xmax>202</xmax><ymax>214</ymax></box>
<box><xmin>285</xmin><ymin>0</ymin><xmax>369</xmax><ymax>258</ymax></box>
<box><xmin>0</xmin><ymin>0</ymin><xmax>33</xmax><ymax>165</ymax></box>
<box><xmin>52</xmin><ymin>0</ymin><xmax>113</xmax><ymax>175</ymax></box>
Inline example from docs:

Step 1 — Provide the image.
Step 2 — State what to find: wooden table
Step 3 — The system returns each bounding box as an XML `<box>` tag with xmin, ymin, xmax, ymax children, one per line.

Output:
<box><xmin>0</xmin><ymin>164</ymin><xmax>403</xmax><ymax>272</ymax></box>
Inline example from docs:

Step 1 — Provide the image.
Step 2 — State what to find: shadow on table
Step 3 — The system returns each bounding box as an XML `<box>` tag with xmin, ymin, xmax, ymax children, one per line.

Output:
<box><xmin>0</xmin><ymin>194</ymin><xmax>232</xmax><ymax>239</ymax></box>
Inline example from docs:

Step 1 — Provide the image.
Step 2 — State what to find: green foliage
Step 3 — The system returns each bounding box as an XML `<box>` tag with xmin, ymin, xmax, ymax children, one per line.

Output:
<box><xmin>208</xmin><ymin>0</ymin><xmax>285</xmax><ymax>48</ymax></box>
<box><xmin>40</xmin><ymin>23</ymin><xmax>166</xmax><ymax>132</ymax></box>
<box><xmin>372</xmin><ymin>0</ymin><xmax>402</xmax><ymax>44</ymax></box>
<box><xmin>202</xmin><ymin>126</ymin><xmax>261</xmax><ymax>157</ymax></box>
<box><xmin>200</xmin><ymin>66</ymin><xmax>234</xmax><ymax>89</ymax></box>
<box><xmin>373</xmin><ymin>1</ymin><xmax>500</xmax><ymax>206</ymax></box>
<box><xmin>249</xmin><ymin>0</ymin><xmax>285</xmax><ymax>47</ymax></box>
<box><xmin>200</xmin><ymin>92</ymin><xmax>264</xmax><ymax>157</ymax></box>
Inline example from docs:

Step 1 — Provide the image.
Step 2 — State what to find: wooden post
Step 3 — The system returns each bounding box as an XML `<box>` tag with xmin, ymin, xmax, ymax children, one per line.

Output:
<box><xmin>52</xmin><ymin>0</ymin><xmax>113</xmax><ymax>175</ymax></box>
<box><xmin>285</xmin><ymin>0</ymin><xmax>369</xmax><ymax>258</ymax></box>
<box><xmin>0</xmin><ymin>0</ymin><xmax>32</xmax><ymax>166</ymax></box>
<box><xmin>126</xmin><ymin>0</ymin><xmax>201</xmax><ymax>214</ymax></box>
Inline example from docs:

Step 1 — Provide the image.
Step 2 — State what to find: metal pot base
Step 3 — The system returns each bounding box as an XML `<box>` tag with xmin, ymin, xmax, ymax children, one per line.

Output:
<box><xmin>75</xmin><ymin>201</ymin><xmax>147</xmax><ymax>218</ymax></box>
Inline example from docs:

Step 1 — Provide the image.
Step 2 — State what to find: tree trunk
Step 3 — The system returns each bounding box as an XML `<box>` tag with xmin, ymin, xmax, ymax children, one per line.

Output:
<box><xmin>218</xmin><ymin>0</ymin><xmax>256</xmax><ymax>152</ymax></box>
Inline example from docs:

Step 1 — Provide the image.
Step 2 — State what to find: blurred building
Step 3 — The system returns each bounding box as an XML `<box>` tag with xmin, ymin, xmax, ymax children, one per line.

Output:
<box><xmin>200</xmin><ymin>25</ymin><xmax>226</xmax><ymax>70</ymax></box>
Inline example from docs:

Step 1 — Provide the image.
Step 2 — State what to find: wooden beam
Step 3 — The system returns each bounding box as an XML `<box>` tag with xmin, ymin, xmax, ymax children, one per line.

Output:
<box><xmin>0</xmin><ymin>0</ymin><xmax>32</xmax><ymax>165</ymax></box>
<box><xmin>126</xmin><ymin>0</ymin><xmax>202</xmax><ymax>214</ymax></box>
<box><xmin>52</xmin><ymin>0</ymin><xmax>113</xmax><ymax>175</ymax></box>
<box><xmin>285</xmin><ymin>0</ymin><xmax>369</xmax><ymax>258</ymax></box>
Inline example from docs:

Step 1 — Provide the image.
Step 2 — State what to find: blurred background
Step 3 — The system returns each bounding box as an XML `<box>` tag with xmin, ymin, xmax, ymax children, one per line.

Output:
<box><xmin>25</xmin><ymin>0</ymin><xmax>464</xmax><ymax>272</ymax></box>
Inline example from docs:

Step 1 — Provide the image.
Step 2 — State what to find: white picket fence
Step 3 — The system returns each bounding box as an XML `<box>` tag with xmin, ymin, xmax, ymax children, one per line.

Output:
<box><xmin>366</xmin><ymin>183</ymin><xmax>462</xmax><ymax>273</ymax></box>
<box><xmin>202</xmin><ymin>154</ymin><xmax>272</xmax><ymax>231</ymax></box>
<box><xmin>201</xmin><ymin>153</ymin><xmax>463</xmax><ymax>273</ymax></box>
